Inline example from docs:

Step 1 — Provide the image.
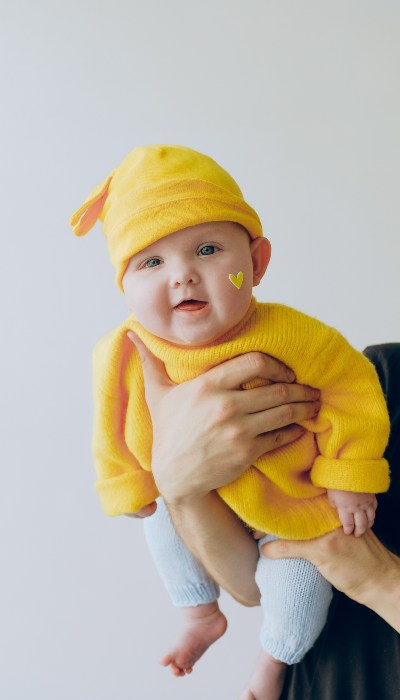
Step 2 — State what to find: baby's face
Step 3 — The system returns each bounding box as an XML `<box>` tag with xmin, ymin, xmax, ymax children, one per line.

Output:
<box><xmin>122</xmin><ymin>222</ymin><xmax>268</xmax><ymax>346</ymax></box>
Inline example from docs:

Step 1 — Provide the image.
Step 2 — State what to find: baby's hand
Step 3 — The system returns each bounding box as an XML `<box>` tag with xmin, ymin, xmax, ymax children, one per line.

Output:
<box><xmin>125</xmin><ymin>501</ymin><xmax>157</xmax><ymax>519</ymax></box>
<box><xmin>327</xmin><ymin>489</ymin><xmax>377</xmax><ymax>538</ymax></box>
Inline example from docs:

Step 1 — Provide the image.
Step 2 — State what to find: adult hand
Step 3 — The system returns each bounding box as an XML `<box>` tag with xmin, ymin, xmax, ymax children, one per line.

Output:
<box><xmin>127</xmin><ymin>332</ymin><xmax>320</xmax><ymax>504</ymax></box>
<box><xmin>261</xmin><ymin>528</ymin><xmax>400</xmax><ymax>632</ymax></box>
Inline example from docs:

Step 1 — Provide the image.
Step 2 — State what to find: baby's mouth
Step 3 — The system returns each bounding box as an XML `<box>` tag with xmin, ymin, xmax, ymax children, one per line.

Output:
<box><xmin>174</xmin><ymin>299</ymin><xmax>208</xmax><ymax>311</ymax></box>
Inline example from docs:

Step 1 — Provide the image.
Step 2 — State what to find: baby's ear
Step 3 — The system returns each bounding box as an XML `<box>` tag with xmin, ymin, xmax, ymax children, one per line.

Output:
<box><xmin>250</xmin><ymin>238</ymin><xmax>271</xmax><ymax>286</ymax></box>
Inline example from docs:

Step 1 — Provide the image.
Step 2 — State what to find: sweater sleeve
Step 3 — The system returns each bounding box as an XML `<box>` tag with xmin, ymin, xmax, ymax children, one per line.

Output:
<box><xmin>91</xmin><ymin>328</ymin><xmax>159</xmax><ymax>516</ymax></box>
<box><xmin>302</xmin><ymin>328</ymin><xmax>390</xmax><ymax>494</ymax></box>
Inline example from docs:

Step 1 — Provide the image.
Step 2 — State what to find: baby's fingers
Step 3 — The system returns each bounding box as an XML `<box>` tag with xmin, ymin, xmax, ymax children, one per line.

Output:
<box><xmin>354</xmin><ymin>510</ymin><xmax>369</xmax><ymax>538</ymax></box>
<box><xmin>125</xmin><ymin>501</ymin><xmax>157</xmax><ymax>518</ymax></box>
<box><xmin>366</xmin><ymin>504</ymin><xmax>377</xmax><ymax>528</ymax></box>
<box><xmin>338</xmin><ymin>508</ymin><xmax>355</xmax><ymax>535</ymax></box>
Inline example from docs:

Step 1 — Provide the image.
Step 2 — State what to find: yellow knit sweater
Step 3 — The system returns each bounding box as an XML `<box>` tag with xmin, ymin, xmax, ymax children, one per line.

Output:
<box><xmin>92</xmin><ymin>298</ymin><xmax>390</xmax><ymax>539</ymax></box>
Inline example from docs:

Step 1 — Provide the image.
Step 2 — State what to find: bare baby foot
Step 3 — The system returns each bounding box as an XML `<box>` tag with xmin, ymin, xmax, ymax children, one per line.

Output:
<box><xmin>160</xmin><ymin>601</ymin><xmax>227</xmax><ymax>677</ymax></box>
<box><xmin>239</xmin><ymin>650</ymin><xmax>286</xmax><ymax>700</ymax></box>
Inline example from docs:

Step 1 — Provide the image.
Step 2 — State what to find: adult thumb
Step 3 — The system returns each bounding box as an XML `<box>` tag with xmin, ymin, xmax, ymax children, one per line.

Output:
<box><xmin>260</xmin><ymin>538</ymin><xmax>307</xmax><ymax>561</ymax></box>
<box><xmin>127</xmin><ymin>331</ymin><xmax>174</xmax><ymax>405</ymax></box>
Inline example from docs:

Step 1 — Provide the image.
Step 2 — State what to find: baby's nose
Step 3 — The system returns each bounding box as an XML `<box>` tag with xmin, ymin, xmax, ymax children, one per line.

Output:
<box><xmin>170</xmin><ymin>268</ymin><xmax>200</xmax><ymax>287</ymax></box>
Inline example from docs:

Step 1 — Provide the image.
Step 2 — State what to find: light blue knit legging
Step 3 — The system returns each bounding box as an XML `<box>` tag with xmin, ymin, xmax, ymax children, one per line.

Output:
<box><xmin>143</xmin><ymin>498</ymin><xmax>333</xmax><ymax>664</ymax></box>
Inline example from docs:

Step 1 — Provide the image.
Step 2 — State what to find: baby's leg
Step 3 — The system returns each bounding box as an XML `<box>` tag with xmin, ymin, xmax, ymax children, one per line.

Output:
<box><xmin>240</xmin><ymin>534</ymin><xmax>333</xmax><ymax>700</ymax></box>
<box><xmin>143</xmin><ymin>497</ymin><xmax>227</xmax><ymax>676</ymax></box>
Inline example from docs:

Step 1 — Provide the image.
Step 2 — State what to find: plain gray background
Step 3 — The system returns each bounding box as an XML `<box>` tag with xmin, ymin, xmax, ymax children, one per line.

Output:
<box><xmin>1</xmin><ymin>2</ymin><xmax>399</xmax><ymax>699</ymax></box>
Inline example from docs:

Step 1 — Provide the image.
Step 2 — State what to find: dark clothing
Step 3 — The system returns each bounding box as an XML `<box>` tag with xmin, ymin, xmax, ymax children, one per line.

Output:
<box><xmin>281</xmin><ymin>344</ymin><xmax>400</xmax><ymax>700</ymax></box>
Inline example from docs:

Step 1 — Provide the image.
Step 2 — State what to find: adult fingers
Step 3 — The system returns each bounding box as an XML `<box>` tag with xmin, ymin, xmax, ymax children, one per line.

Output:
<box><xmin>261</xmin><ymin>536</ymin><xmax>312</xmax><ymax>561</ymax></box>
<box><xmin>237</xmin><ymin>382</ymin><xmax>320</xmax><ymax>415</ymax></box>
<box><xmin>254</xmin><ymin>424</ymin><xmax>306</xmax><ymax>456</ymax></box>
<box><xmin>245</xmin><ymin>397</ymin><xmax>321</xmax><ymax>438</ymax></box>
<box><xmin>204</xmin><ymin>352</ymin><xmax>296</xmax><ymax>391</ymax></box>
<box><xmin>261</xmin><ymin>529</ymin><xmax>398</xmax><ymax>608</ymax></box>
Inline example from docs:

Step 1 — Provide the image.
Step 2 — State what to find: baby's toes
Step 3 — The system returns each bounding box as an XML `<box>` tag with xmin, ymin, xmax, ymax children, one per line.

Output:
<box><xmin>170</xmin><ymin>661</ymin><xmax>186</xmax><ymax>677</ymax></box>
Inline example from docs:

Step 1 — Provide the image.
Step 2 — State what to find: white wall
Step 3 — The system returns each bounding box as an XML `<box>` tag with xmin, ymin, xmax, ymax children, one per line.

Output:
<box><xmin>1</xmin><ymin>2</ymin><xmax>399</xmax><ymax>698</ymax></box>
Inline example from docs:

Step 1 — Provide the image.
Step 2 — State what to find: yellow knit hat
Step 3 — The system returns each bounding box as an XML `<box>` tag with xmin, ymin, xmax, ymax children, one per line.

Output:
<box><xmin>70</xmin><ymin>144</ymin><xmax>263</xmax><ymax>290</ymax></box>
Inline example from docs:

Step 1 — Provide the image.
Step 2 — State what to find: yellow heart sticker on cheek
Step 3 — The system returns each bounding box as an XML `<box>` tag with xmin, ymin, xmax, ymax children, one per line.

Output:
<box><xmin>229</xmin><ymin>271</ymin><xmax>244</xmax><ymax>289</ymax></box>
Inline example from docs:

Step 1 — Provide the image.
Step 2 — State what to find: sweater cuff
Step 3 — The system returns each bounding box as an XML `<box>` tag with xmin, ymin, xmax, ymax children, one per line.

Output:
<box><xmin>94</xmin><ymin>471</ymin><xmax>159</xmax><ymax>516</ymax></box>
<box><xmin>311</xmin><ymin>456</ymin><xmax>390</xmax><ymax>493</ymax></box>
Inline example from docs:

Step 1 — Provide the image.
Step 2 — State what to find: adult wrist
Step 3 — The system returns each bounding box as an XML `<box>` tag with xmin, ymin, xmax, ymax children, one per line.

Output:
<box><xmin>161</xmin><ymin>487</ymin><xmax>207</xmax><ymax>509</ymax></box>
<box><xmin>371</xmin><ymin>566</ymin><xmax>400</xmax><ymax>631</ymax></box>
<box><xmin>359</xmin><ymin>556</ymin><xmax>400</xmax><ymax>632</ymax></box>
<box><xmin>152</xmin><ymin>458</ymin><xmax>207</xmax><ymax>507</ymax></box>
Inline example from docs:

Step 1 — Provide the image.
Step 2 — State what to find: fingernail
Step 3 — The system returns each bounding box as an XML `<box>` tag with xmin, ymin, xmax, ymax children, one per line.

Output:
<box><xmin>286</xmin><ymin>369</ymin><xmax>296</xmax><ymax>381</ymax></box>
<box><xmin>313</xmin><ymin>401</ymin><xmax>321</xmax><ymax>415</ymax></box>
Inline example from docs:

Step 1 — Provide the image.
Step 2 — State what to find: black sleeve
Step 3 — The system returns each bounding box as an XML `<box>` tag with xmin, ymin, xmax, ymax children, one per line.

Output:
<box><xmin>280</xmin><ymin>343</ymin><xmax>400</xmax><ymax>700</ymax></box>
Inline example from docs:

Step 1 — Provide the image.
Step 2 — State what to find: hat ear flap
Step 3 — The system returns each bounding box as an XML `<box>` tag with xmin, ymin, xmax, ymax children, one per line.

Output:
<box><xmin>70</xmin><ymin>169</ymin><xmax>116</xmax><ymax>236</ymax></box>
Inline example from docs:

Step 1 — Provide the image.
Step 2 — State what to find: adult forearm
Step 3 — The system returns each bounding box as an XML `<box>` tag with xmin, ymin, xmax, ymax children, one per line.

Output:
<box><xmin>363</xmin><ymin>562</ymin><xmax>400</xmax><ymax>632</ymax></box>
<box><xmin>166</xmin><ymin>491</ymin><xmax>261</xmax><ymax>607</ymax></box>
<box><xmin>341</xmin><ymin>533</ymin><xmax>400</xmax><ymax>632</ymax></box>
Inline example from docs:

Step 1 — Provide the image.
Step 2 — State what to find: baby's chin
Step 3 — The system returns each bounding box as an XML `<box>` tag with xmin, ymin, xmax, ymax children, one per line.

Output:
<box><xmin>167</xmin><ymin>327</ymin><xmax>224</xmax><ymax>347</ymax></box>
<box><xmin>169</xmin><ymin>334</ymin><xmax>217</xmax><ymax>348</ymax></box>
<box><xmin>165</xmin><ymin>321</ymin><xmax>224</xmax><ymax>347</ymax></box>
<box><xmin>167</xmin><ymin>317</ymin><xmax>246</xmax><ymax>347</ymax></box>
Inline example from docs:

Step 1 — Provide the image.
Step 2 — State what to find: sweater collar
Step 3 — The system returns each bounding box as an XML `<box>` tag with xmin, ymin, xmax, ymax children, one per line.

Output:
<box><xmin>129</xmin><ymin>296</ymin><xmax>259</xmax><ymax>357</ymax></box>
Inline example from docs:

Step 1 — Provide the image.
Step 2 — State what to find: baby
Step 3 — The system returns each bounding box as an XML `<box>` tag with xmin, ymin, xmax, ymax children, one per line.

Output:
<box><xmin>71</xmin><ymin>145</ymin><xmax>390</xmax><ymax>700</ymax></box>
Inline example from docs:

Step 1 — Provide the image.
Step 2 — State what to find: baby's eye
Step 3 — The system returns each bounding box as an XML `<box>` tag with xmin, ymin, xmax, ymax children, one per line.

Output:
<box><xmin>198</xmin><ymin>245</ymin><xmax>219</xmax><ymax>256</ymax></box>
<box><xmin>142</xmin><ymin>257</ymin><xmax>162</xmax><ymax>268</ymax></box>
